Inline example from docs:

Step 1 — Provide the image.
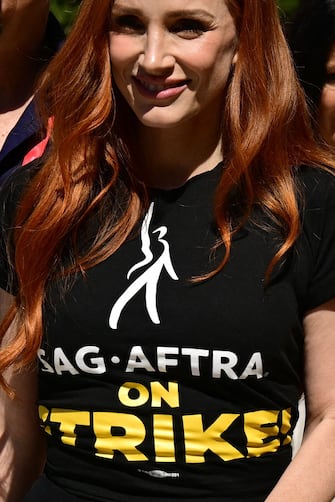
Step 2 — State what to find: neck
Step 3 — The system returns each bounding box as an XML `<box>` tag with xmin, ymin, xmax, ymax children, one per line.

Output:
<box><xmin>131</xmin><ymin>116</ymin><xmax>223</xmax><ymax>189</ymax></box>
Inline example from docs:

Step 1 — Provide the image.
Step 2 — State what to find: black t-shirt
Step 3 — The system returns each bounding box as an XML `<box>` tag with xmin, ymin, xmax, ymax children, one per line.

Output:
<box><xmin>1</xmin><ymin>162</ymin><xmax>335</xmax><ymax>501</ymax></box>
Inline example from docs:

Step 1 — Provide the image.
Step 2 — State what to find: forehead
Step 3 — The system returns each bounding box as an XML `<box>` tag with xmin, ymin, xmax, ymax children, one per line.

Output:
<box><xmin>112</xmin><ymin>0</ymin><xmax>230</xmax><ymax>16</ymax></box>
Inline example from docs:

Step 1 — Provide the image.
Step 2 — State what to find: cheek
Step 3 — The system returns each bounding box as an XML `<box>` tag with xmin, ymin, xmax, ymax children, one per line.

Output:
<box><xmin>193</xmin><ymin>32</ymin><xmax>237</xmax><ymax>79</ymax></box>
<box><xmin>195</xmin><ymin>52</ymin><xmax>235</xmax><ymax>94</ymax></box>
<box><xmin>186</xmin><ymin>45</ymin><xmax>235</xmax><ymax>80</ymax></box>
<box><xmin>109</xmin><ymin>35</ymin><xmax>137</xmax><ymax>74</ymax></box>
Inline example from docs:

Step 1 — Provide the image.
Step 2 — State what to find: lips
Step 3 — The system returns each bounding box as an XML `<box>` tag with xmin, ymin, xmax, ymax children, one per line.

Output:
<box><xmin>138</xmin><ymin>78</ymin><xmax>186</xmax><ymax>92</ymax></box>
<box><xmin>132</xmin><ymin>76</ymin><xmax>190</xmax><ymax>100</ymax></box>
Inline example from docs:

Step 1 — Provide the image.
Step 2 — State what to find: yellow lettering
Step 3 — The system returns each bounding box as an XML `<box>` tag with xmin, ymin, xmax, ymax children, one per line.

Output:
<box><xmin>38</xmin><ymin>404</ymin><xmax>293</xmax><ymax>464</ymax></box>
<box><xmin>47</xmin><ymin>409</ymin><xmax>90</xmax><ymax>447</ymax></box>
<box><xmin>280</xmin><ymin>408</ymin><xmax>292</xmax><ymax>447</ymax></box>
<box><xmin>183</xmin><ymin>413</ymin><xmax>243</xmax><ymax>463</ymax></box>
<box><xmin>151</xmin><ymin>381</ymin><xmax>179</xmax><ymax>408</ymax></box>
<box><xmin>39</xmin><ymin>405</ymin><xmax>52</xmax><ymax>435</ymax></box>
<box><xmin>245</xmin><ymin>408</ymin><xmax>292</xmax><ymax>457</ymax></box>
<box><xmin>94</xmin><ymin>412</ymin><xmax>148</xmax><ymax>461</ymax></box>
<box><xmin>153</xmin><ymin>414</ymin><xmax>176</xmax><ymax>462</ymax></box>
<box><xmin>118</xmin><ymin>382</ymin><xmax>150</xmax><ymax>407</ymax></box>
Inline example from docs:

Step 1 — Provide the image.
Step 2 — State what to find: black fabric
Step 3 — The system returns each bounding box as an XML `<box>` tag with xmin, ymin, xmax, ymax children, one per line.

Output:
<box><xmin>24</xmin><ymin>474</ymin><xmax>90</xmax><ymax>502</ymax></box>
<box><xmin>2</xmin><ymin>163</ymin><xmax>335</xmax><ymax>501</ymax></box>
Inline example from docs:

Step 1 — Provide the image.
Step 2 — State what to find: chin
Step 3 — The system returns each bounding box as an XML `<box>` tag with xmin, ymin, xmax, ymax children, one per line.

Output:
<box><xmin>135</xmin><ymin>110</ymin><xmax>196</xmax><ymax>130</ymax></box>
<box><xmin>138</xmin><ymin>119</ymin><xmax>183</xmax><ymax>129</ymax></box>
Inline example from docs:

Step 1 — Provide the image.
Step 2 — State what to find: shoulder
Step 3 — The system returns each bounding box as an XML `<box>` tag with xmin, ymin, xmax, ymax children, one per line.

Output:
<box><xmin>295</xmin><ymin>164</ymin><xmax>335</xmax><ymax>208</ymax></box>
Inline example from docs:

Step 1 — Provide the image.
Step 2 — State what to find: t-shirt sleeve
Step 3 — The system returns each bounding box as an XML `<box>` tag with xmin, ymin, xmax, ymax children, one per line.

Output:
<box><xmin>301</xmin><ymin>167</ymin><xmax>335</xmax><ymax>311</ymax></box>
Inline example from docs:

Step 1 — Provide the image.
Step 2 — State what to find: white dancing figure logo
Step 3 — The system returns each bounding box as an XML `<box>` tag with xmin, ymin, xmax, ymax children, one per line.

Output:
<box><xmin>109</xmin><ymin>203</ymin><xmax>179</xmax><ymax>329</ymax></box>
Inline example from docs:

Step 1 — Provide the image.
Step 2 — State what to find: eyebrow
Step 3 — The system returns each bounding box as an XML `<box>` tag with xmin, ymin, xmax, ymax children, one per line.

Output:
<box><xmin>111</xmin><ymin>6</ymin><xmax>216</xmax><ymax>22</ymax></box>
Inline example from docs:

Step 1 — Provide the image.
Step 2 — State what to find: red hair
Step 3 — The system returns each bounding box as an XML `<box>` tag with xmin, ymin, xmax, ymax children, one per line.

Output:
<box><xmin>0</xmin><ymin>0</ymin><xmax>334</xmax><ymax>390</ymax></box>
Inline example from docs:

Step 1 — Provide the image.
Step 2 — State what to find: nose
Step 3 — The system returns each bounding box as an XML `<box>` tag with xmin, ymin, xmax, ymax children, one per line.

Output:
<box><xmin>139</xmin><ymin>27</ymin><xmax>175</xmax><ymax>76</ymax></box>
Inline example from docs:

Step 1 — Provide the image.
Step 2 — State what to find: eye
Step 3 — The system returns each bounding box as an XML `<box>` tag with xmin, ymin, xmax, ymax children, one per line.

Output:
<box><xmin>170</xmin><ymin>18</ymin><xmax>209</xmax><ymax>39</ymax></box>
<box><xmin>111</xmin><ymin>14</ymin><xmax>145</xmax><ymax>34</ymax></box>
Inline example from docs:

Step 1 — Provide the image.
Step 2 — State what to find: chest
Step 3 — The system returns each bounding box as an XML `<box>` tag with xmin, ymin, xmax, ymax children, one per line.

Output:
<box><xmin>42</xmin><ymin>199</ymin><xmax>304</xmax><ymax>386</ymax></box>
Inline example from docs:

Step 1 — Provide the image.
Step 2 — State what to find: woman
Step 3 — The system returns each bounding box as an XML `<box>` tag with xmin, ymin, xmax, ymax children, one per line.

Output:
<box><xmin>1</xmin><ymin>0</ymin><xmax>335</xmax><ymax>500</ymax></box>
<box><xmin>289</xmin><ymin>0</ymin><xmax>335</xmax><ymax>146</ymax></box>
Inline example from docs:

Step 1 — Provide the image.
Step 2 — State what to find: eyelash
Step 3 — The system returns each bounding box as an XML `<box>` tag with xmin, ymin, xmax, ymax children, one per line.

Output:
<box><xmin>111</xmin><ymin>15</ymin><xmax>209</xmax><ymax>38</ymax></box>
<box><xmin>170</xmin><ymin>19</ymin><xmax>209</xmax><ymax>36</ymax></box>
<box><xmin>112</xmin><ymin>15</ymin><xmax>145</xmax><ymax>34</ymax></box>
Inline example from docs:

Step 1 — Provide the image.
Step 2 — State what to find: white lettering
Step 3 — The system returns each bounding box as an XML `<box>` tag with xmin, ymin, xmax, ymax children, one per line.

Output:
<box><xmin>181</xmin><ymin>348</ymin><xmax>209</xmax><ymax>376</ymax></box>
<box><xmin>239</xmin><ymin>352</ymin><xmax>263</xmax><ymax>379</ymax></box>
<box><xmin>212</xmin><ymin>351</ymin><xmax>238</xmax><ymax>379</ymax></box>
<box><xmin>54</xmin><ymin>347</ymin><xmax>79</xmax><ymax>375</ymax></box>
<box><xmin>126</xmin><ymin>346</ymin><xmax>155</xmax><ymax>373</ymax></box>
<box><xmin>157</xmin><ymin>347</ymin><xmax>179</xmax><ymax>372</ymax></box>
<box><xmin>39</xmin><ymin>343</ymin><xmax>264</xmax><ymax>381</ymax></box>
<box><xmin>75</xmin><ymin>346</ymin><xmax>106</xmax><ymax>374</ymax></box>
<box><xmin>38</xmin><ymin>349</ymin><xmax>55</xmax><ymax>374</ymax></box>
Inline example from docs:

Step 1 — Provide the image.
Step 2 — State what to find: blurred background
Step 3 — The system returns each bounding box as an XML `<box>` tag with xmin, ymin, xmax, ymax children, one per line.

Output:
<box><xmin>50</xmin><ymin>0</ymin><xmax>301</xmax><ymax>33</ymax></box>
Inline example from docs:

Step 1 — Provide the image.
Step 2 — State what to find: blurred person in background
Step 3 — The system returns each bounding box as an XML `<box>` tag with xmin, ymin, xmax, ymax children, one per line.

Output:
<box><xmin>0</xmin><ymin>0</ymin><xmax>64</xmax><ymax>183</ymax></box>
<box><xmin>289</xmin><ymin>0</ymin><xmax>335</xmax><ymax>457</ymax></box>
<box><xmin>289</xmin><ymin>0</ymin><xmax>335</xmax><ymax>146</ymax></box>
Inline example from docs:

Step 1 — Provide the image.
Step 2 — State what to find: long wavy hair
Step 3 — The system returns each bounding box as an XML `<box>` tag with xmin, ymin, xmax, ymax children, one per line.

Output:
<box><xmin>1</xmin><ymin>0</ymin><xmax>334</xmax><ymax>391</ymax></box>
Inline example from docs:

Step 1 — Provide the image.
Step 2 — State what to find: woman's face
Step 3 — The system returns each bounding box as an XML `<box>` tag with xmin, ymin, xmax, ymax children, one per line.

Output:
<box><xmin>318</xmin><ymin>43</ymin><xmax>335</xmax><ymax>146</ymax></box>
<box><xmin>109</xmin><ymin>0</ymin><xmax>238</xmax><ymax>129</ymax></box>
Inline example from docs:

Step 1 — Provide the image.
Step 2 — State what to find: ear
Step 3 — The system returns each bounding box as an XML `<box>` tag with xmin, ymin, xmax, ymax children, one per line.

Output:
<box><xmin>232</xmin><ymin>51</ymin><xmax>238</xmax><ymax>65</ymax></box>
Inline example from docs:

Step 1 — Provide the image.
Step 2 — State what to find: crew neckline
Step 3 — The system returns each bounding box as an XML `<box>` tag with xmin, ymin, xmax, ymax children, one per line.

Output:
<box><xmin>150</xmin><ymin>162</ymin><xmax>224</xmax><ymax>206</ymax></box>
<box><xmin>151</xmin><ymin>161</ymin><xmax>224</xmax><ymax>194</ymax></box>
